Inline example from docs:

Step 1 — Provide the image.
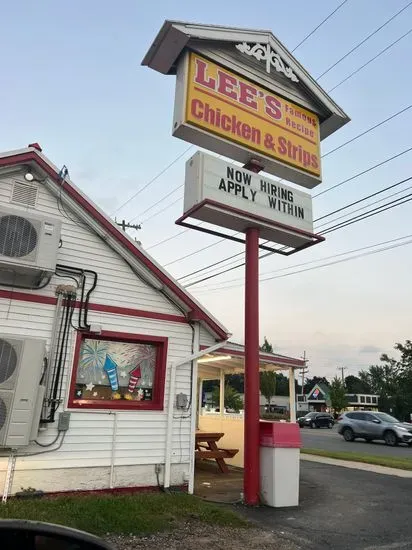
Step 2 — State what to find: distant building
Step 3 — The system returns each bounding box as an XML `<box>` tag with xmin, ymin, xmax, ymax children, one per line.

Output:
<box><xmin>297</xmin><ymin>383</ymin><xmax>379</xmax><ymax>412</ymax></box>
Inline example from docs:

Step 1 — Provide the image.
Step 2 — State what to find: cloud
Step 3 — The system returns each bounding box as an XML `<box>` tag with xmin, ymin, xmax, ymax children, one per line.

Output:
<box><xmin>359</xmin><ymin>345</ymin><xmax>382</xmax><ymax>354</ymax></box>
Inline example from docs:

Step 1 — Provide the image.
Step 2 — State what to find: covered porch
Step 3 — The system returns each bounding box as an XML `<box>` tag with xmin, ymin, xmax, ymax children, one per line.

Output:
<box><xmin>196</xmin><ymin>342</ymin><xmax>304</xmax><ymax>472</ymax></box>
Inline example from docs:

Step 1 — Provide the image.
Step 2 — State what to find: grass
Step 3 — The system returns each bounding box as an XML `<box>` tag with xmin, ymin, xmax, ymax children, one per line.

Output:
<box><xmin>303</xmin><ymin>448</ymin><xmax>412</xmax><ymax>471</ymax></box>
<box><xmin>0</xmin><ymin>492</ymin><xmax>247</xmax><ymax>536</ymax></box>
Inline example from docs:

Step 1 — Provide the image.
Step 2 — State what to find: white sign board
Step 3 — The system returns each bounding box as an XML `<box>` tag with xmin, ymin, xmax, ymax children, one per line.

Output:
<box><xmin>183</xmin><ymin>151</ymin><xmax>314</xmax><ymax>248</ymax></box>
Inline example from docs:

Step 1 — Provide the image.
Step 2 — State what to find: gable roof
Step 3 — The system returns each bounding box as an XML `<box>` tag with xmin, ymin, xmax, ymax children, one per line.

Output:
<box><xmin>141</xmin><ymin>20</ymin><xmax>350</xmax><ymax>139</ymax></box>
<box><xmin>308</xmin><ymin>382</ymin><xmax>330</xmax><ymax>400</ymax></box>
<box><xmin>0</xmin><ymin>144</ymin><xmax>230</xmax><ymax>341</ymax></box>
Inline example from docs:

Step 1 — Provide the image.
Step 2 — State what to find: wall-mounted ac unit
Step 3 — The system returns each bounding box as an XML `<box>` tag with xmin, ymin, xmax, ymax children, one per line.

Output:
<box><xmin>0</xmin><ymin>205</ymin><xmax>61</xmax><ymax>287</ymax></box>
<box><xmin>0</xmin><ymin>335</ymin><xmax>46</xmax><ymax>447</ymax></box>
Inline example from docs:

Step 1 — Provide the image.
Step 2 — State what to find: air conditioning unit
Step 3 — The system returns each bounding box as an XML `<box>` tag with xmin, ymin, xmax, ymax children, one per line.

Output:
<box><xmin>0</xmin><ymin>205</ymin><xmax>61</xmax><ymax>287</ymax></box>
<box><xmin>0</xmin><ymin>335</ymin><xmax>46</xmax><ymax>447</ymax></box>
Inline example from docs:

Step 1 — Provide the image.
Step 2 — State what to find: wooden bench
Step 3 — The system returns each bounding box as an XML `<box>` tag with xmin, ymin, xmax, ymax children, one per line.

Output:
<box><xmin>195</xmin><ymin>431</ymin><xmax>239</xmax><ymax>473</ymax></box>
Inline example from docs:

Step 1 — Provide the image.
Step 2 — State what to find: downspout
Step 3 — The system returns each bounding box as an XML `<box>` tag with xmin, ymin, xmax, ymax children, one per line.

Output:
<box><xmin>188</xmin><ymin>323</ymin><xmax>200</xmax><ymax>494</ymax></box>
<box><xmin>163</xmin><ymin>336</ymin><xmax>229</xmax><ymax>490</ymax></box>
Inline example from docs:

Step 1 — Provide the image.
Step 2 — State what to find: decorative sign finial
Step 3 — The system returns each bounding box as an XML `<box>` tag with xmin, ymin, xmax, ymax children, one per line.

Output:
<box><xmin>235</xmin><ymin>42</ymin><xmax>299</xmax><ymax>83</ymax></box>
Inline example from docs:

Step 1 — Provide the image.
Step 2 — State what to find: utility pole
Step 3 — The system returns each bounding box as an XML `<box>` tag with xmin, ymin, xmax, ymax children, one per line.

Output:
<box><xmin>115</xmin><ymin>218</ymin><xmax>141</xmax><ymax>232</ymax></box>
<box><xmin>300</xmin><ymin>350</ymin><xmax>309</xmax><ymax>395</ymax></box>
<box><xmin>337</xmin><ymin>366</ymin><xmax>347</xmax><ymax>384</ymax></box>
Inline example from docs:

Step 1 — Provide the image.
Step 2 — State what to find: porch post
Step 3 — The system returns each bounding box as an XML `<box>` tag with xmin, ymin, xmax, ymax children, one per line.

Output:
<box><xmin>219</xmin><ymin>369</ymin><xmax>225</xmax><ymax>416</ymax></box>
<box><xmin>289</xmin><ymin>367</ymin><xmax>296</xmax><ymax>422</ymax></box>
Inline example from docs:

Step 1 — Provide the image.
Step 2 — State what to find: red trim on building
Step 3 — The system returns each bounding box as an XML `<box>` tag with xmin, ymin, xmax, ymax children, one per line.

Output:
<box><xmin>67</xmin><ymin>330</ymin><xmax>168</xmax><ymax>411</ymax></box>
<box><xmin>0</xmin><ymin>289</ymin><xmax>187</xmax><ymax>324</ymax></box>
<box><xmin>0</xmin><ymin>150</ymin><xmax>229</xmax><ymax>341</ymax></box>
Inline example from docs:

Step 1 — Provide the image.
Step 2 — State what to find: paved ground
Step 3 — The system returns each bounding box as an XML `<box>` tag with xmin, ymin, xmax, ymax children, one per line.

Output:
<box><xmin>301</xmin><ymin>425</ymin><xmax>412</xmax><ymax>458</ymax></box>
<box><xmin>242</xmin><ymin>461</ymin><xmax>412</xmax><ymax>550</ymax></box>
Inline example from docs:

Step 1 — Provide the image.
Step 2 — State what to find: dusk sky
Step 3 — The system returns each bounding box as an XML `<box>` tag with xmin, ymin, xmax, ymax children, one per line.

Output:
<box><xmin>1</xmin><ymin>1</ymin><xmax>411</xmax><ymax>378</ymax></box>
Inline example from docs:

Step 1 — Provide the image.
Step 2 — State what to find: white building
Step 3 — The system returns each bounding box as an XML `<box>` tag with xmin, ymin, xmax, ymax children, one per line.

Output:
<box><xmin>0</xmin><ymin>144</ymin><xmax>231</xmax><ymax>497</ymax></box>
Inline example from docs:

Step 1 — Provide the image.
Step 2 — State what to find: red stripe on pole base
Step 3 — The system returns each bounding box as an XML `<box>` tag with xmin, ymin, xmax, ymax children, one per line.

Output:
<box><xmin>244</xmin><ymin>227</ymin><xmax>260</xmax><ymax>506</ymax></box>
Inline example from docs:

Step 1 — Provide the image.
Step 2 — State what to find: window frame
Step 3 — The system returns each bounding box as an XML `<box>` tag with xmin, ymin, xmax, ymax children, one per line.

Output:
<box><xmin>68</xmin><ymin>330</ymin><xmax>168</xmax><ymax>411</ymax></box>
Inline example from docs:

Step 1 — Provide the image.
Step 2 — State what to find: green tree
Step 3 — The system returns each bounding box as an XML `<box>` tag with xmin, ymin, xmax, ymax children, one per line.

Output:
<box><xmin>345</xmin><ymin>374</ymin><xmax>371</xmax><ymax>394</ymax></box>
<box><xmin>212</xmin><ymin>384</ymin><xmax>243</xmax><ymax>412</ymax></box>
<box><xmin>359</xmin><ymin>340</ymin><xmax>412</xmax><ymax>420</ymax></box>
<box><xmin>260</xmin><ymin>337</ymin><xmax>273</xmax><ymax>353</ymax></box>
<box><xmin>260</xmin><ymin>371</ymin><xmax>276</xmax><ymax>405</ymax></box>
<box><xmin>329</xmin><ymin>376</ymin><xmax>348</xmax><ymax>414</ymax></box>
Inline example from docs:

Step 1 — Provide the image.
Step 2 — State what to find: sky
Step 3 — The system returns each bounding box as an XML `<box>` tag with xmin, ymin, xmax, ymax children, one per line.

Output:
<box><xmin>1</xmin><ymin>0</ymin><xmax>411</xmax><ymax>379</ymax></box>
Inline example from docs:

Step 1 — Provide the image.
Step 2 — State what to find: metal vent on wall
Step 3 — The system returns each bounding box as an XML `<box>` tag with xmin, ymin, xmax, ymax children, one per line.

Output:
<box><xmin>11</xmin><ymin>181</ymin><xmax>38</xmax><ymax>207</ymax></box>
<box><xmin>0</xmin><ymin>215</ymin><xmax>39</xmax><ymax>260</ymax></box>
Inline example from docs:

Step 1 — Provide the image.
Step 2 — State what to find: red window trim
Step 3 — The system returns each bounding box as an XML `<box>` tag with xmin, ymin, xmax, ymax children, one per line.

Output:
<box><xmin>68</xmin><ymin>330</ymin><xmax>168</xmax><ymax>411</ymax></box>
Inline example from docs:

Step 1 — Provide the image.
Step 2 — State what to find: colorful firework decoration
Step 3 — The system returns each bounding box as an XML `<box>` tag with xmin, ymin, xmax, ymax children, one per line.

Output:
<box><xmin>127</xmin><ymin>365</ymin><xmax>142</xmax><ymax>394</ymax></box>
<box><xmin>75</xmin><ymin>338</ymin><xmax>157</xmax><ymax>401</ymax></box>
<box><xmin>103</xmin><ymin>354</ymin><xmax>119</xmax><ymax>391</ymax></box>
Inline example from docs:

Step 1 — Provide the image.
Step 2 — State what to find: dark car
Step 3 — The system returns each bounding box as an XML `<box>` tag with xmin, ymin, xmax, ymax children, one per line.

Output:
<box><xmin>298</xmin><ymin>412</ymin><xmax>334</xmax><ymax>429</ymax></box>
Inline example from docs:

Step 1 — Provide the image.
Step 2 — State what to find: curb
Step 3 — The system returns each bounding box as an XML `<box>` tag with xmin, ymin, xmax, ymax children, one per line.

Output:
<box><xmin>301</xmin><ymin>453</ymin><xmax>412</xmax><ymax>478</ymax></box>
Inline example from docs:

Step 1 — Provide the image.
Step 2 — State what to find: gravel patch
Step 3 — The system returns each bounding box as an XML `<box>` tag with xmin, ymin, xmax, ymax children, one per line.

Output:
<box><xmin>105</xmin><ymin>520</ymin><xmax>300</xmax><ymax>549</ymax></box>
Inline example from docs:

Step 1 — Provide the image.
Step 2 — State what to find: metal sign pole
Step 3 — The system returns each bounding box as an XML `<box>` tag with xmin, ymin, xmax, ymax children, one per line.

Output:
<box><xmin>243</xmin><ymin>226</ymin><xmax>260</xmax><ymax>505</ymax></box>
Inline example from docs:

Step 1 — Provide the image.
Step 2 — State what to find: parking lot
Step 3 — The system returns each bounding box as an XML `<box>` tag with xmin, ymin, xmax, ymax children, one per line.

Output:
<box><xmin>301</xmin><ymin>425</ymin><xmax>412</xmax><ymax>458</ymax></box>
<box><xmin>243</xmin><ymin>461</ymin><xmax>412</xmax><ymax>549</ymax></box>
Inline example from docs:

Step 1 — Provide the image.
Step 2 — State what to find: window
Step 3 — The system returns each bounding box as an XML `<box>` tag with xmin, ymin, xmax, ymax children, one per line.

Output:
<box><xmin>360</xmin><ymin>396</ymin><xmax>365</xmax><ymax>403</ymax></box>
<box><xmin>68</xmin><ymin>331</ymin><xmax>168</xmax><ymax>410</ymax></box>
<box><xmin>366</xmin><ymin>396</ymin><xmax>371</xmax><ymax>404</ymax></box>
<box><xmin>372</xmin><ymin>396</ymin><xmax>377</xmax><ymax>404</ymax></box>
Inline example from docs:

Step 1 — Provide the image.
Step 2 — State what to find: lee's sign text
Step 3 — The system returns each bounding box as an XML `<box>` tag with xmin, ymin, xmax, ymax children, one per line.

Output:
<box><xmin>173</xmin><ymin>52</ymin><xmax>321</xmax><ymax>188</ymax></box>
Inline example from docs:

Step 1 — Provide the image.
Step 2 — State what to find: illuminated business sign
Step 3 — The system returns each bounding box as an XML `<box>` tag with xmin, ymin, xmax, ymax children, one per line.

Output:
<box><xmin>181</xmin><ymin>151</ymin><xmax>317</xmax><ymax>249</ymax></box>
<box><xmin>173</xmin><ymin>52</ymin><xmax>321</xmax><ymax>189</ymax></box>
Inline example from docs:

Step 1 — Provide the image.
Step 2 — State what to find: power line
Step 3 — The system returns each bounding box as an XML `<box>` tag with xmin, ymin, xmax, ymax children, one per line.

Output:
<box><xmin>183</xmin><ymin>180</ymin><xmax>412</xmax><ymax>287</ymax></box>
<box><xmin>132</xmin><ymin>184</ymin><xmax>183</xmax><ymax>220</ymax></box>
<box><xmin>292</xmin><ymin>0</ymin><xmax>350</xmax><ymax>52</ymax></box>
<box><xmin>317</xmin><ymin>1</ymin><xmax>412</xmax><ymax>79</ymax></box>
<box><xmin>322</xmin><ymin>104</ymin><xmax>411</xmax><ymax>159</ymax></box>
<box><xmin>146</xmin><ymin>228</ymin><xmax>190</xmax><ymax>251</ymax></box>
<box><xmin>315</xmin><ymin>175</ymin><xmax>412</xmax><ymax>223</ymax></box>
<box><xmin>194</xmin><ymin>233</ymin><xmax>412</xmax><ymax>291</ymax></box>
<box><xmin>316</xmin><ymin>183</ymin><xmax>412</xmax><ymax>230</ymax></box>
<box><xmin>313</xmin><ymin>146</ymin><xmax>412</xmax><ymax>198</ymax></box>
<box><xmin>328</xmin><ymin>27</ymin><xmax>412</xmax><ymax>93</ymax></box>
<box><xmin>140</xmin><ymin>195</ymin><xmax>182</xmax><ymax>225</ymax></box>
<box><xmin>164</xmin><ymin>106</ymin><xmax>410</xmax><ymax>265</ymax></box>
<box><xmin>110</xmin><ymin>145</ymin><xmax>193</xmax><ymax>216</ymax></box>
<box><xmin>178</xmin><ymin>152</ymin><xmax>412</xmax><ymax>282</ymax></box>
<box><xmin>193</xmin><ymin>234</ymin><xmax>412</xmax><ymax>292</ymax></box>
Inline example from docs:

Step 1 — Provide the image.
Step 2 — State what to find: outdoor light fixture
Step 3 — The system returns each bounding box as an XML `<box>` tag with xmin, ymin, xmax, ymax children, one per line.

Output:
<box><xmin>198</xmin><ymin>355</ymin><xmax>232</xmax><ymax>364</ymax></box>
<box><xmin>24</xmin><ymin>172</ymin><xmax>35</xmax><ymax>182</ymax></box>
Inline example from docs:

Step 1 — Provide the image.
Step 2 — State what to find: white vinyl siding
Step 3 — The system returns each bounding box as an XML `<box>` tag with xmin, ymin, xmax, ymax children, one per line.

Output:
<box><xmin>0</xmin><ymin>169</ymin><xmax>197</xmax><ymax>492</ymax></box>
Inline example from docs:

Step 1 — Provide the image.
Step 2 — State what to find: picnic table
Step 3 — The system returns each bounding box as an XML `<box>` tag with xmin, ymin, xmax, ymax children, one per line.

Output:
<box><xmin>195</xmin><ymin>431</ymin><xmax>239</xmax><ymax>473</ymax></box>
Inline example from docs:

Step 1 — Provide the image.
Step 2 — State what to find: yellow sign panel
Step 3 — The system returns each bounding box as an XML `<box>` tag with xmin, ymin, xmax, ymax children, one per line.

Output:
<box><xmin>185</xmin><ymin>52</ymin><xmax>321</xmax><ymax>178</ymax></box>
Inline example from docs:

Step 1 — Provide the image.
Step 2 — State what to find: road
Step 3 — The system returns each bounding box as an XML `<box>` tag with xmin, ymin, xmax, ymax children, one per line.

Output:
<box><xmin>300</xmin><ymin>425</ymin><xmax>412</xmax><ymax>458</ymax></box>
<box><xmin>243</xmin><ymin>461</ymin><xmax>412</xmax><ymax>549</ymax></box>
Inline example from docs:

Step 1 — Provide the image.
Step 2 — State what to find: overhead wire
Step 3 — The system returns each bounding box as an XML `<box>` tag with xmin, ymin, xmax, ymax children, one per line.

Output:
<box><xmin>317</xmin><ymin>1</ymin><xmax>412</xmax><ymax>79</ymax></box>
<box><xmin>193</xmin><ymin>233</ymin><xmax>412</xmax><ymax>292</ymax></box>
<box><xmin>164</xmin><ymin>106</ymin><xmax>409</xmax><ymax>265</ymax></box>
<box><xmin>178</xmin><ymin>150</ymin><xmax>412</xmax><ymax>282</ymax></box>
<box><xmin>328</xmin><ymin>27</ymin><xmax>412</xmax><ymax>93</ymax></box>
<box><xmin>185</xmin><ymin>178</ymin><xmax>412</xmax><ymax>287</ymax></box>
<box><xmin>182</xmin><ymin>176</ymin><xmax>412</xmax><ymax>287</ymax></box>
<box><xmin>110</xmin><ymin>145</ymin><xmax>193</xmax><ymax>216</ymax></box>
<box><xmin>291</xmin><ymin>0</ymin><xmax>350</xmax><ymax>52</ymax></box>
